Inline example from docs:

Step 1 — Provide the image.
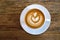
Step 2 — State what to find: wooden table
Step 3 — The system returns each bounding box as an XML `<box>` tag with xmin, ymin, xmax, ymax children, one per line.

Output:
<box><xmin>0</xmin><ymin>0</ymin><xmax>60</xmax><ymax>40</ymax></box>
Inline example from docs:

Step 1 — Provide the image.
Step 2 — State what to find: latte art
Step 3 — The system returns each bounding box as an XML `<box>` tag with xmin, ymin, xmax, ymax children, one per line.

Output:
<box><xmin>31</xmin><ymin>12</ymin><xmax>40</xmax><ymax>23</ymax></box>
<box><xmin>25</xmin><ymin>9</ymin><xmax>45</xmax><ymax>28</ymax></box>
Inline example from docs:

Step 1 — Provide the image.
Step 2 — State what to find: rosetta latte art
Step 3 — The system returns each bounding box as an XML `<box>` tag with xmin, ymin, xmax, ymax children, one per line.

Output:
<box><xmin>31</xmin><ymin>12</ymin><xmax>40</xmax><ymax>23</ymax></box>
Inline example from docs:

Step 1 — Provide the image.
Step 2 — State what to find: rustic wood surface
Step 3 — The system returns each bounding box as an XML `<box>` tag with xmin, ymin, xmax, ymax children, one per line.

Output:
<box><xmin>0</xmin><ymin>0</ymin><xmax>60</xmax><ymax>40</ymax></box>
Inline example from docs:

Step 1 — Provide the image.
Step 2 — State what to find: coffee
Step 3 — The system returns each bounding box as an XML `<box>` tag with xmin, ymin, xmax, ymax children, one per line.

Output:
<box><xmin>25</xmin><ymin>9</ymin><xmax>45</xmax><ymax>29</ymax></box>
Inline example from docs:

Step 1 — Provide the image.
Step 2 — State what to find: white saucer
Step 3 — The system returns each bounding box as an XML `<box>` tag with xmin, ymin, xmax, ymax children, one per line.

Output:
<box><xmin>20</xmin><ymin>4</ymin><xmax>51</xmax><ymax>35</ymax></box>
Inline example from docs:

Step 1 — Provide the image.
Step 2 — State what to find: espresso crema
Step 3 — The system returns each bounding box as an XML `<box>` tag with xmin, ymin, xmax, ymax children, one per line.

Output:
<box><xmin>25</xmin><ymin>9</ymin><xmax>45</xmax><ymax>29</ymax></box>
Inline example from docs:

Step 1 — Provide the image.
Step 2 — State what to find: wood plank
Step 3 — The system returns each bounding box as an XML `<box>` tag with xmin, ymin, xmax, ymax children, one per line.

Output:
<box><xmin>0</xmin><ymin>31</ymin><xmax>59</xmax><ymax>40</ymax></box>
<box><xmin>0</xmin><ymin>1</ymin><xmax>60</xmax><ymax>14</ymax></box>
<box><xmin>0</xmin><ymin>13</ymin><xmax>60</xmax><ymax>31</ymax></box>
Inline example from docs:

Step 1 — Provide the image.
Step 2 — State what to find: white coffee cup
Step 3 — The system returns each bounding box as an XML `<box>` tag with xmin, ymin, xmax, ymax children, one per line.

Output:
<box><xmin>20</xmin><ymin>4</ymin><xmax>51</xmax><ymax>35</ymax></box>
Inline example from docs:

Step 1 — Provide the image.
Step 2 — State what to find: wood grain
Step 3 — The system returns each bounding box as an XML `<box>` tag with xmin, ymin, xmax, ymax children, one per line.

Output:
<box><xmin>0</xmin><ymin>0</ymin><xmax>60</xmax><ymax>40</ymax></box>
